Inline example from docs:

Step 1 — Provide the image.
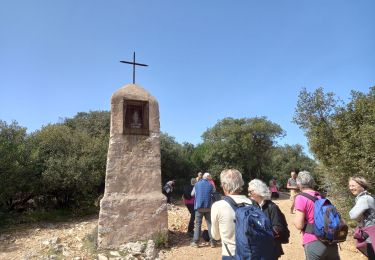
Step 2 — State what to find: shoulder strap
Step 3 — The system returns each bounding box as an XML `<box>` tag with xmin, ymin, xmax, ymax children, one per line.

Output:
<box><xmin>223</xmin><ymin>197</ymin><xmax>238</xmax><ymax>259</ymax></box>
<box><xmin>298</xmin><ymin>193</ymin><xmax>320</xmax><ymax>234</ymax></box>
<box><xmin>223</xmin><ymin>196</ymin><xmax>238</xmax><ymax>212</ymax></box>
<box><xmin>224</xmin><ymin>243</ymin><xmax>235</xmax><ymax>259</ymax></box>
<box><xmin>224</xmin><ymin>196</ymin><xmax>253</xmax><ymax>212</ymax></box>
<box><xmin>299</xmin><ymin>192</ymin><xmax>318</xmax><ymax>202</ymax></box>
<box><xmin>299</xmin><ymin>193</ymin><xmax>318</xmax><ymax>234</ymax></box>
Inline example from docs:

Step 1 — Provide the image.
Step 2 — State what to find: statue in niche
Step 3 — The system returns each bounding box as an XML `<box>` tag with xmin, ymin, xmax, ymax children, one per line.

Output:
<box><xmin>130</xmin><ymin>110</ymin><xmax>142</xmax><ymax>128</ymax></box>
<box><xmin>123</xmin><ymin>100</ymin><xmax>149</xmax><ymax>135</ymax></box>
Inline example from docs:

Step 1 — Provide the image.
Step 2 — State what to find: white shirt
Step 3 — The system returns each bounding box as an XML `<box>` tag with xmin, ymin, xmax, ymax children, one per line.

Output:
<box><xmin>211</xmin><ymin>195</ymin><xmax>253</xmax><ymax>256</ymax></box>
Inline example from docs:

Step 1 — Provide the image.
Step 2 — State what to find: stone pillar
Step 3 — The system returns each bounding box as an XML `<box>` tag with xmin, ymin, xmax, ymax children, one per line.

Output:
<box><xmin>98</xmin><ymin>84</ymin><xmax>168</xmax><ymax>249</ymax></box>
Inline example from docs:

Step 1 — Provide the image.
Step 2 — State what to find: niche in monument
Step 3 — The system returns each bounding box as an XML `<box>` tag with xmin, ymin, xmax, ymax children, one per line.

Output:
<box><xmin>123</xmin><ymin>99</ymin><xmax>149</xmax><ymax>136</ymax></box>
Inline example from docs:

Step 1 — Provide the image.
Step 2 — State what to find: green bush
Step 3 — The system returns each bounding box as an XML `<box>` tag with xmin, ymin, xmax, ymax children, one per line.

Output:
<box><xmin>294</xmin><ymin>87</ymin><xmax>375</xmax><ymax>214</ymax></box>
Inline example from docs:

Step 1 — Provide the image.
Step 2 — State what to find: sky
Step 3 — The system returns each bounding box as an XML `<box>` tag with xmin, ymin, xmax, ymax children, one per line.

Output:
<box><xmin>1</xmin><ymin>1</ymin><xmax>375</xmax><ymax>157</ymax></box>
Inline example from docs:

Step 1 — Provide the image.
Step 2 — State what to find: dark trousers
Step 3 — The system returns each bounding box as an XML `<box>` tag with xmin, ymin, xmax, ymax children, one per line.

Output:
<box><xmin>162</xmin><ymin>191</ymin><xmax>172</xmax><ymax>203</ymax></box>
<box><xmin>166</xmin><ymin>193</ymin><xmax>172</xmax><ymax>203</ymax></box>
<box><xmin>368</xmin><ymin>243</ymin><xmax>375</xmax><ymax>260</ymax></box>
<box><xmin>186</xmin><ymin>204</ymin><xmax>195</xmax><ymax>233</ymax></box>
<box><xmin>304</xmin><ymin>240</ymin><xmax>339</xmax><ymax>260</ymax></box>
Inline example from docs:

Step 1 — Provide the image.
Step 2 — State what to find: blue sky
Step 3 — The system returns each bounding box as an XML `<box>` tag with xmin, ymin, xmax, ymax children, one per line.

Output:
<box><xmin>1</xmin><ymin>1</ymin><xmax>374</xmax><ymax>156</ymax></box>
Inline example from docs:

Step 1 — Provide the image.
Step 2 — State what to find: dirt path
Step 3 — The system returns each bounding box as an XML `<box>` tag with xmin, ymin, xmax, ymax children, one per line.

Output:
<box><xmin>161</xmin><ymin>192</ymin><xmax>366</xmax><ymax>260</ymax></box>
<box><xmin>0</xmin><ymin>194</ymin><xmax>367</xmax><ymax>259</ymax></box>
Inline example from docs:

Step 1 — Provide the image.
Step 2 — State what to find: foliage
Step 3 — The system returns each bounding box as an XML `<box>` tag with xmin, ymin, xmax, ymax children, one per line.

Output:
<box><xmin>0</xmin><ymin>111</ymin><xmax>109</xmax><ymax>214</ymax></box>
<box><xmin>64</xmin><ymin>111</ymin><xmax>110</xmax><ymax>137</ymax></box>
<box><xmin>266</xmin><ymin>144</ymin><xmax>316</xmax><ymax>190</ymax></box>
<box><xmin>293</xmin><ymin>86</ymin><xmax>375</xmax><ymax>210</ymax></box>
<box><xmin>1</xmin><ymin>108</ymin><xmax>318</xmax><ymax>221</ymax></box>
<box><xmin>160</xmin><ymin>133</ymin><xmax>195</xmax><ymax>192</ymax></box>
<box><xmin>29</xmin><ymin>113</ymin><xmax>109</xmax><ymax>207</ymax></box>
<box><xmin>152</xmin><ymin>231</ymin><xmax>169</xmax><ymax>248</ymax></box>
<box><xmin>0</xmin><ymin>120</ymin><xmax>39</xmax><ymax>211</ymax></box>
<box><xmin>190</xmin><ymin>143</ymin><xmax>210</xmax><ymax>174</ymax></box>
<box><xmin>293</xmin><ymin>87</ymin><xmax>339</xmax><ymax>166</ymax></box>
<box><xmin>201</xmin><ymin>117</ymin><xmax>285</xmax><ymax>183</ymax></box>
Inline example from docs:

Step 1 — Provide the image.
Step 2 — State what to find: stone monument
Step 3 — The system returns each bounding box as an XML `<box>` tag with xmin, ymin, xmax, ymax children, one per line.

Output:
<box><xmin>98</xmin><ymin>83</ymin><xmax>168</xmax><ymax>249</ymax></box>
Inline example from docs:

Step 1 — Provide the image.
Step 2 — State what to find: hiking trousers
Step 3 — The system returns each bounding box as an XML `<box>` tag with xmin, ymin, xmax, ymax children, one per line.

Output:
<box><xmin>304</xmin><ymin>240</ymin><xmax>340</xmax><ymax>260</ymax></box>
<box><xmin>193</xmin><ymin>210</ymin><xmax>212</xmax><ymax>243</ymax></box>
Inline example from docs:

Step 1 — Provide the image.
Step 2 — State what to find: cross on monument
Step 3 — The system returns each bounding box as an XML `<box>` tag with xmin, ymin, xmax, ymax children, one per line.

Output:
<box><xmin>120</xmin><ymin>52</ymin><xmax>148</xmax><ymax>84</ymax></box>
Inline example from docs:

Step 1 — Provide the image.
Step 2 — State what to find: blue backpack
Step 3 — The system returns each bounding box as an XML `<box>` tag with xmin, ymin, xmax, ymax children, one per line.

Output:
<box><xmin>300</xmin><ymin>193</ymin><xmax>348</xmax><ymax>244</ymax></box>
<box><xmin>223</xmin><ymin>196</ymin><xmax>275</xmax><ymax>260</ymax></box>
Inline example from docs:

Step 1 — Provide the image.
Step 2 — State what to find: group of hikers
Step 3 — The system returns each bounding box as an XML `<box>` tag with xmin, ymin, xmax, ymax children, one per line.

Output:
<box><xmin>163</xmin><ymin>169</ymin><xmax>375</xmax><ymax>260</ymax></box>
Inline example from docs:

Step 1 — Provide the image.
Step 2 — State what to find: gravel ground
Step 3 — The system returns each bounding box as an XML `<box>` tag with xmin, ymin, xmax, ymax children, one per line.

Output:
<box><xmin>0</xmin><ymin>193</ymin><xmax>368</xmax><ymax>260</ymax></box>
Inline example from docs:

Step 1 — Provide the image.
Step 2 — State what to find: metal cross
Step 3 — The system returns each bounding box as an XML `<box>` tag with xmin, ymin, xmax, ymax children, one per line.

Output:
<box><xmin>120</xmin><ymin>52</ymin><xmax>148</xmax><ymax>84</ymax></box>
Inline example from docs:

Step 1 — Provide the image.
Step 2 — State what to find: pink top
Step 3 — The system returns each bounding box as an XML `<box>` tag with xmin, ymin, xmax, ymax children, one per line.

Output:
<box><xmin>294</xmin><ymin>191</ymin><xmax>321</xmax><ymax>245</ymax></box>
<box><xmin>184</xmin><ymin>197</ymin><xmax>195</xmax><ymax>205</ymax></box>
<box><xmin>270</xmin><ymin>186</ymin><xmax>278</xmax><ymax>193</ymax></box>
<box><xmin>209</xmin><ymin>179</ymin><xmax>216</xmax><ymax>189</ymax></box>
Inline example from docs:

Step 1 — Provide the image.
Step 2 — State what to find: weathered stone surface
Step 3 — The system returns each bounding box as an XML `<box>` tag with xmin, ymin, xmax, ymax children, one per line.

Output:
<box><xmin>98</xmin><ymin>84</ymin><xmax>168</xmax><ymax>249</ymax></box>
<box><xmin>98</xmin><ymin>254</ymin><xmax>109</xmax><ymax>260</ymax></box>
<box><xmin>144</xmin><ymin>240</ymin><xmax>156</xmax><ymax>259</ymax></box>
<box><xmin>119</xmin><ymin>241</ymin><xmax>145</xmax><ymax>255</ymax></box>
<box><xmin>109</xmin><ymin>251</ymin><xmax>121</xmax><ymax>257</ymax></box>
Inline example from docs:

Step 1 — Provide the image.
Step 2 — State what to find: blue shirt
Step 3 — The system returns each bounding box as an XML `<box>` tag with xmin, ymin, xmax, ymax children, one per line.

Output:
<box><xmin>194</xmin><ymin>179</ymin><xmax>213</xmax><ymax>210</ymax></box>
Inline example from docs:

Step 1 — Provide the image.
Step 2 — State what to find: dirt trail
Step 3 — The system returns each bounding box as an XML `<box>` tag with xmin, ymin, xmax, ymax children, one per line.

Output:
<box><xmin>0</xmin><ymin>193</ymin><xmax>367</xmax><ymax>259</ymax></box>
<box><xmin>161</xmin><ymin>192</ymin><xmax>366</xmax><ymax>260</ymax></box>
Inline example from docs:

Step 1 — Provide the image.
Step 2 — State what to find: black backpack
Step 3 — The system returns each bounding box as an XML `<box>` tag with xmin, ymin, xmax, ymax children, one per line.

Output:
<box><xmin>211</xmin><ymin>191</ymin><xmax>222</xmax><ymax>202</ymax></box>
<box><xmin>202</xmin><ymin>229</ymin><xmax>210</xmax><ymax>242</ymax></box>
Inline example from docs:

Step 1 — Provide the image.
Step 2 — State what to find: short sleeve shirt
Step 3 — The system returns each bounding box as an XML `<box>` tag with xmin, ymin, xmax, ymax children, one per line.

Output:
<box><xmin>294</xmin><ymin>191</ymin><xmax>321</xmax><ymax>245</ymax></box>
<box><xmin>287</xmin><ymin>178</ymin><xmax>297</xmax><ymax>188</ymax></box>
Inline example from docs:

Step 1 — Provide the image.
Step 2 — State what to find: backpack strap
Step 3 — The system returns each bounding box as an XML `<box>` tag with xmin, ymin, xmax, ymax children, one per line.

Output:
<box><xmin>298</xmin><ymin>192</ymin><xmax>319</xmax><ymax>234</ymax></box>
<box><xmin>223</xmin><ymin>243</ymin><xmax>235</xmax><ymax>259</ymax></box>
<box><xmin>223</xmin><ymin>196</ymin><xmax>238</xmax><ymax>211</ymax></box>
<box><xmin>223</xmin><ymin>196</ymin><xmax>237</xmax><ymax>259</ymax></box>
<box><xmin>299</xmin><ymin>192</ymin><xmax>318</xmax><ymax>202</ymax></box>
<box><xmin>223</xmin><ymin>196</ymin><xmax>252</xmax><ymax>210</ymax></box>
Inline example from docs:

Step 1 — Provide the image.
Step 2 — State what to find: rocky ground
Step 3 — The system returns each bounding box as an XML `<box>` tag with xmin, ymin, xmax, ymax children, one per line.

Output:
<box><xmin>0</xmin><ymin>216</ymin><xmax>98</xmax><ymax>259</ymax></box>
<box><xmin>0</xmin><ymin>215</ymin><xmax>158</xmax><ymax>260</ymax></box>
<box><xmin>0</xmin><ymin>193</ymin><xmax>368</xmax><ymax>259</ymax></box>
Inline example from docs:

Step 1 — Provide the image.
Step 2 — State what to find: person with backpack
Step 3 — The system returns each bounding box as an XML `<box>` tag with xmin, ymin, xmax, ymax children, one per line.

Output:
<box><xmin>348</xmin><ymin>176</ymin><xmax>375</xmax><ymax>259</ymax></box>
<box><xmin>210</xmin><ymin>169</ymin><xmax>253</xmax><ymax>259</ymax></box>
<box><xmin>293</xmin><ymin>171</ymin><xmax>341</xmax><ymax>260</ymax></box>
<box><xmin>182</xmin><ymin>178</ymin><xmax>197</xmax><ymax>237</ymax></box>
<box><xmin>249</xmin><ymin>179</ymin><xmax>289</xmax><ymax>259</ymax></box>
<box><xmin>211</xmin><ymin>169</ymin><xmax>274</xmax><ymax>259</ymax></box>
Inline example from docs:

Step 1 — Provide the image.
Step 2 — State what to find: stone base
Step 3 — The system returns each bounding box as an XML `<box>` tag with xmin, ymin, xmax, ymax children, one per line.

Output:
<box><xmin>97</xmin><ymin>192</ymin><xmax>168</xmax><ymax>249</ymax></box>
